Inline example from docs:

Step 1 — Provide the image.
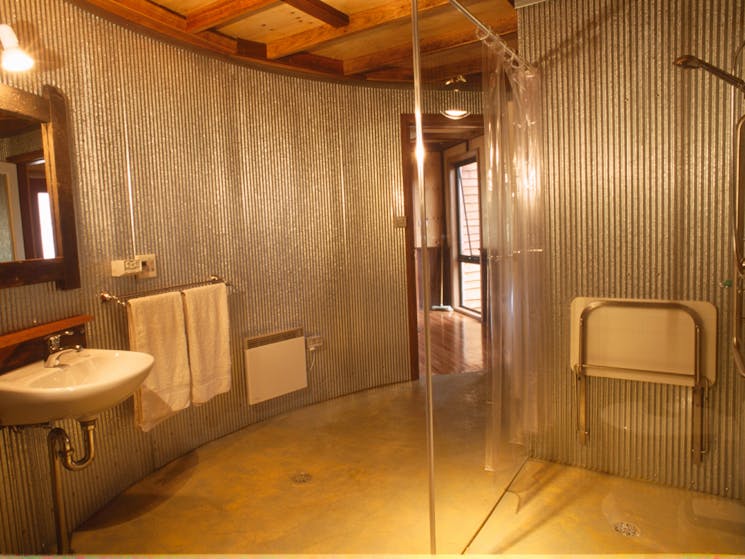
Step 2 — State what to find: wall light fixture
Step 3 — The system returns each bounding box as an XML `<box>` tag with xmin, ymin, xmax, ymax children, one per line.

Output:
<box><xmin>0</xmin><ymin>24</ymin><xmax>34</xmax><ymax>72</ymax></box>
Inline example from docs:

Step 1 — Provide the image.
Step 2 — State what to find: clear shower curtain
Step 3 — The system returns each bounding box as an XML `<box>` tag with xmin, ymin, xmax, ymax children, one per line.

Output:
<box><xmin>481</xmin><ymin>36</ymin><xmax>547</xmax><ymax>471</ymax></box>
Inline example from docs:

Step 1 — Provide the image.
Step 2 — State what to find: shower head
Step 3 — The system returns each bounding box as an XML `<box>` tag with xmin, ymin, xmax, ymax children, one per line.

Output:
<box><xmin>675</xmin><ymin>54</ymin><xmax>745</xmax><ymax>94</ymax></box>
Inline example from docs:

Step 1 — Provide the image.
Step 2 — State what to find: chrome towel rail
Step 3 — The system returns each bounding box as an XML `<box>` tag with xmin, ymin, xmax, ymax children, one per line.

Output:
<box><xmin>98</xmin><ymin>275</ymin><xmax>230</xmax><ymax>307</ymax></box>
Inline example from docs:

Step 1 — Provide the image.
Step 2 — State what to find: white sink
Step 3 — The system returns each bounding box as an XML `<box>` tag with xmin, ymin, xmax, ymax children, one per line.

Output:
<box><xmin>0</xmin><ymin>349</ymin><xmax>154</xmax><ymax>426</ymax></box>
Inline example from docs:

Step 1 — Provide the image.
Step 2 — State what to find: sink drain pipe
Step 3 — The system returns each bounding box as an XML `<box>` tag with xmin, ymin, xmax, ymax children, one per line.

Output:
<box><xmin>47</xmin><ymin>419</ymin><xmax>97</xmax><ymax>554</ymax></box>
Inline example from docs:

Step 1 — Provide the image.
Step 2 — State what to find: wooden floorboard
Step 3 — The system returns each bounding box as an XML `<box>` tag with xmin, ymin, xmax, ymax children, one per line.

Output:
<box><xmin>418</xmin><ymin>309</ymin><xmax>484</xmax><ymax>375</ymax></box>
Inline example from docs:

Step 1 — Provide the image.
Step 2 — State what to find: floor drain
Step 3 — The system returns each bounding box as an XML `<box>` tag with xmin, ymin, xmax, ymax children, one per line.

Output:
<box><xmin>613</xmin><ymin>521</ymin><xmax>640</xmax><ymax>537</ymax></box>
<box><xmin>291</xmin><ymin>472</ymin><xmax>312</xmax><ymax>484</ymax></box>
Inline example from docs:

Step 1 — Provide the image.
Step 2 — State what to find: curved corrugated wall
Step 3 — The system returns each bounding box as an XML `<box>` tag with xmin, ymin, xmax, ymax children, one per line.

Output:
<box><xmin>520</xmin><ymin>0</ymin><xmax>745</xmax><ymax>500</ymax></box>
<box><xmin>0</xmin><ymin>1</ymin><xmax>482</xmax><ymax>553</ymax></box>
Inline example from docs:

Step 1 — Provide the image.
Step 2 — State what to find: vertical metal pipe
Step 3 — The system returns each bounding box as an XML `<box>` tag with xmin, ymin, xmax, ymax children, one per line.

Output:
<box><xmin>47</xmin><ymin>421</ymin><xmax>97</xmax><ymax>553</ymax></box>
<box><xmin>410</xmin><ymin>0</ymin><xmax>436</xmax><ymax>553</ymax></box>
<box><xmin>47</xmin><ymin>429</ymin><xmax>68</xmax><ymax>554</ymax></box>
<box><xmin>122</xmin><ymin>116</ymin><xmax>138</xmax><ymax>259</ymax></box>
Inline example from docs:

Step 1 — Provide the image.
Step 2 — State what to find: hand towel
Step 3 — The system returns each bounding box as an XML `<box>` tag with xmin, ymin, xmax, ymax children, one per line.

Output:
<box><xmin>182</xmin><ymin>283</ymin><xmax>231</xmax><ymax>404</ymax></box>
<box><xmin>127</xmin><ymin>291</ymin><xmax>191</xmax><ymax>431</ymax></box>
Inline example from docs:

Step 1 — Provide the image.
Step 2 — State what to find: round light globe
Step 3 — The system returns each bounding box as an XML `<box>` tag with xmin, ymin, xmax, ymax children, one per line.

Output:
<box><xmin>2</xmin><ymin>46</ymin><xmax>34</xmax><ymax>72</ymax></box>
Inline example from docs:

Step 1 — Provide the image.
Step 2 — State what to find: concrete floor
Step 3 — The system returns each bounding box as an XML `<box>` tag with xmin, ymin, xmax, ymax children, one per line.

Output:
<box><xmin>467</xmin><ymin>459</ymin><xmax>745</xmax><ymax>555</ymax></box>
<box><xmin>72</xmin><ymin>374</ymin><xmax>497</xmax><ymax>554</ymax></box>
<box><xmin>72</xmin><ymin>373</ymin><xmax>745</xmax><ymax>555</ymax></box>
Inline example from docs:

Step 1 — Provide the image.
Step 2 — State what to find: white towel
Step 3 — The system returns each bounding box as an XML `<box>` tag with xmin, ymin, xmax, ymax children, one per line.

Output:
<box><xmin>127</xmin><ymin>292</ymin><xmax>191</xmax><ymax>431</ymax></box>
<box><xmin>182</xmin><ymin>283</ymin><xmax>231</xmax><ymax>404</ymax></box>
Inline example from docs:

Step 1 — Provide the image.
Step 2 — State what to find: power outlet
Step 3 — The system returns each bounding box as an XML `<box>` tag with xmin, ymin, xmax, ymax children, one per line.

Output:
<box><xmin>306</xmin><ymin>335</ymin><xmax>324</xmax><ymax>352</ymax></box>
<box><xmin>136</xmin><ymin>254</ymin><xmax>157</xmax><ymax>279</ymax></box>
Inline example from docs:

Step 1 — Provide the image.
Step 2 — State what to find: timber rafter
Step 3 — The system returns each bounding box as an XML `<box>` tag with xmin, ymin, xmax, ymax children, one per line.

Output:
<box><xmin>73</xmin><ymin>0</ymin><xmax>518</xmax><ymax>84</ymax></box>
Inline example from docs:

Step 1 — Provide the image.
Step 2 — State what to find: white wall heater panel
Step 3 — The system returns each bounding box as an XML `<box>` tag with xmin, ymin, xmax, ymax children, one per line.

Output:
<box><xmin>245</xmin><ymin>328</ymin><xmax>307</xmax><ymax>405</ymax></box>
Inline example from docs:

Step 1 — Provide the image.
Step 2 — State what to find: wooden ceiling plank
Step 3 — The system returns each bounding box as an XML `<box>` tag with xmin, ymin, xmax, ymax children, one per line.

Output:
<box><xmin>232</xmin><ymin>51</ymin><xmax>344</xmax><ymax>77</ymax></box>
<box><xmin>344</xmin><ymin>15</ymin><xmax>517</xmax><ymax>76</ymax></box>
<box><xmin>362</xmin><ymin>67</ymin><xmax>414</xmax><ymax>82</ymax></box>
<box><xmin>83</xmin><ymin>0</ymin><xmax>187</xmax><ymax>28</ymax></box>
<box><xmin>421</xmin><ymin>58</ymin><xmax>483</xmax><ymax>82</ymax></box>
<box><xmin>278</xmin><ymin>52</ymin><xmax>344</xmax><ymax>74</ymax></box>
<box><xmin>186</xmin><ymin>0</ymin><xmax>278</xmax><ymax>33</ymax></box>
<box><xmin>77</xmin><ymin>0</ymin><xmax>238</xmax><ymax>54</ymax></box>
<box><xmin>266</xmin><ymin>0</ymin><xmax>450</xmax><ymax>60</ymax></box>
<box><xmin>77</xmin><ymin>0</ymin><xmax>517</xmax><ymax>85</ymax></box>
<box><xmin>282</xmin><ymin>0</ymin><xmax>349</xmax><ymax>27</ymax></box>
<box><xmin>343</xmin><ymin>32</ymin><xmax>477</xmax><ymax>76</ymax></box>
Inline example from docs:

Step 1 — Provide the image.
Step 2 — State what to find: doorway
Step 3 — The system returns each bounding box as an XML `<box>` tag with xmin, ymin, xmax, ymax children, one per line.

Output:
<box><xmin>453</xmin><ymin>158</ymin><xmax>481</xmax><ymax>315</ymax></box>
<box><xmin>400</xmin><ymin>114</ymin><xmax>485</xmax><ymax>378</ymax></box>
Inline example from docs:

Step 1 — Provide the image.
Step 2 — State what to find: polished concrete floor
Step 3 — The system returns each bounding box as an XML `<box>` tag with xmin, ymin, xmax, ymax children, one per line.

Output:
<box><xmin>72</xmin><ymin>373</ymin><xmax>745</xmax><ymax>555</ymax></box>
<box><xmin>73</xmin><ymin>374</ymin><xmax>497</xmax><ymax>554</ymax></box>
<box><xmin>467</xmin><ymin>459</ymin><xmax>745</xmax><ymax>555</ymax></box>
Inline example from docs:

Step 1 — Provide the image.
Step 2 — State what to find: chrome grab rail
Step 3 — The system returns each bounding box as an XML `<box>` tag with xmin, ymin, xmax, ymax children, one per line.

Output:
<box><xmin>733</xmin><ymin>116</ymin><xmax>745</xmax><ymax>275</ymax></box>
<box><xmin>732</xmin><ymin>115</ymin><xmax>745</xmax><ymax>379</ymax></box>
<box><xmin>574</xmin><ymin>299</ymin><xmax>708</xmax><ymax>463</ymax></box>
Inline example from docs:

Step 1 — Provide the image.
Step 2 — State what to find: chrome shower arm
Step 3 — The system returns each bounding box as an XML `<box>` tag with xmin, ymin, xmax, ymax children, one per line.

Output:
<box><xmin>675</xmin><ymin>55</ymin><xmax>745</xmax><ymax>94</ymax></box>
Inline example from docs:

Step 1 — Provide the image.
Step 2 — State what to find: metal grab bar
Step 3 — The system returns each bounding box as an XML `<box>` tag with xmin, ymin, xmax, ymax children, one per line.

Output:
<box><xmin>732</xmin><ymin>116</ymin><xmax>745</xmax><ymax>275</ymax></box>
<box><xmin>732</xmin><ymin>115</ymin><xmax>745</xmax><ymax>379</ymax></box>
<box><xmin>730</xmin><ymin>37</ymin><xmax>745</xmax><ymax>380</ymax></box>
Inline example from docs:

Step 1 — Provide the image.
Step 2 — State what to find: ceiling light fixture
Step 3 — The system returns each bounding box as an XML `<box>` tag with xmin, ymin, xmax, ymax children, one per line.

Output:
<box><xmin>440</xmin><ymin>74</ymin><xmax>471</xmax><ymax>120</ymax></box>
<box><xmin>0</xmin><ymin>24</ymin><xmax>34</xmax><ymax>72</ymax></box>
<box><xmin>441</xmin><ymin>109</ymin><xmax>471</xmax><ymax>120</ymax></box>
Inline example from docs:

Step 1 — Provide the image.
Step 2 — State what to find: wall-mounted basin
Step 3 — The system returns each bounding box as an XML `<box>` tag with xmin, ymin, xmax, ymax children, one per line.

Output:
<box><xmin>0</xmin><ymin>349</ymin><xmax>154</xmax><ymax>426</ymax></box>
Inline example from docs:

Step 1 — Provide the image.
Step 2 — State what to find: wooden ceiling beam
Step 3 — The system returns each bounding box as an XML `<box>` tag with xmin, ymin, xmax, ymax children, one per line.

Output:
<box><xmin>283</xmin><ymin>0</ymin><xmax>349</xmax><ymax>27</ymax></box>
<box><xmin>278</xmin><ymin>52</ymin><xmax>344</xmax><ymax>75</ymax></box>
<box><xmin>236</xmin><ymin>39</ymin><xmax>268</xmax><ymax>59</ymax></box>
<box><xmin>266</xmin><ymin>0</ymin><xmax>451</xmax><ymax>60</ymax></box>
<box><xmin>344</xmin><ymin>15</ymin><xmax>517</xmax><ymax>76</ymax></box>
<box><xmin>362</xmin><ymin>67</ymin><xmax>414</xmax><ymax>82</ymax></box>
<box><xmin>77</xmin><ymin>0</ymin><xmax>237</xmax><ymax>53</ymax></box>
<box><xmin>186</xmin><ymin>0</ymin><xmax>277</xmax><ymax>33</ymax></box>
<box><xmin>420</xmin><ymin>58</ymin><xmax>483</xmax><ymax>83</ymax></box>
<box><xmin>344</xmin><ymin>31</ymin><xmax>477</xmax><ymax>76</ymax></box>
<box><xmin>76</xmin><ymin>0</ymin><xmax>517</xmax><ymax>85</ymax></box>
<box><xmin>187</xmin><ymin>0</ymin><xmax>348</xmax><ymax>34</ymax></box>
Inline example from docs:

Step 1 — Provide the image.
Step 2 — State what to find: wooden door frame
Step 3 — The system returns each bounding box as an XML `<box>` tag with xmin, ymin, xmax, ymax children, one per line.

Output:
<box><xmin>400</xmin><ymin>113</ymin><xmax>484</xmax><ymax>380</ymax></box>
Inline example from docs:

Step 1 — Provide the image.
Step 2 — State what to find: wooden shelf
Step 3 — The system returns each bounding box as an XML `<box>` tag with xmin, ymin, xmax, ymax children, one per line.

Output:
<box><xmin>0</xmin><ymin>314</ymin><xmax>93</xmax><ymax>351</ymax></box>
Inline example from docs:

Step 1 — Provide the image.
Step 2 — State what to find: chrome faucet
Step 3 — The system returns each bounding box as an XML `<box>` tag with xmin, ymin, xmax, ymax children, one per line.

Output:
<box><xmin>45</xmin><ymin>347</ymin><xmax>83</xmax><ymax>367</ymax></box>
<box><xmin>44</xmin><ymin>331</ymin><xmax>83</xmax><ymax>367</ymax></box>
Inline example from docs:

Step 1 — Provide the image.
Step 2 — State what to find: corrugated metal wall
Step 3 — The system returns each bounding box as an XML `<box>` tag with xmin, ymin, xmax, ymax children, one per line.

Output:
<box><xmin>519</xmin><ymin>0</ymin><xmax>745</xmax><ymax>499</ymax></box>
<box><xmin>0</xmin><ymin>1</ymin><xmax>485</xmax><ymax>553</ymax></box>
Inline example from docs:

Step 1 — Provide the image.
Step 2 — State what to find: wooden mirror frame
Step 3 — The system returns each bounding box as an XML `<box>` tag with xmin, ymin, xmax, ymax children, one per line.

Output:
<box><xmin>0</xmin><ymin>83</ymin><xmax>80</xmax><ymax>289</ymax></box>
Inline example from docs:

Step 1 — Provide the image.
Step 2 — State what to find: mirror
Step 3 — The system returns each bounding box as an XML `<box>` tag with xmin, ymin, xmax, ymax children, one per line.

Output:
<box><xmin>0</xmin><ymin>83</ymin><xmax>79</xmax><ymax>289</ymax></box>
<box><xmin>0</xmin><ymin>121</ymin><xmax>52</xmax><ymax>262</ymax></box>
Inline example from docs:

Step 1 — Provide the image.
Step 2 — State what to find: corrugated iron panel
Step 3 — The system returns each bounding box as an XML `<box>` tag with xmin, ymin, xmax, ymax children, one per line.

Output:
<box><xmin>0</xmin><ymin>0</ymin><xmax>451</xmax><ymax>552</ymax></box>
<box><xmin>520</xmin><ymin>0</ymin><xmax>744</xmax><ymax>499</ymax></box>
